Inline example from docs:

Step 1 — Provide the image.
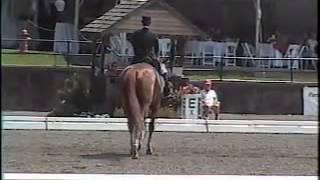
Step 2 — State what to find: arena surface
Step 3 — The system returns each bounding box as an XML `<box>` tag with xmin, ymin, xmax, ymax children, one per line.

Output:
<box><xmin>2</xmin><ymin>130</ymin><xmax>318</xmax><ymax>175</ymax></box>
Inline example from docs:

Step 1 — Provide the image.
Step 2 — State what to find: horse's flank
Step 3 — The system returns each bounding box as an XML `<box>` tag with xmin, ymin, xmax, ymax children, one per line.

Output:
<box><xmin>120</xmin><ymin>63</ymin><xmax>160</xmax><ymax>124</ymax></box>
<box><xmin>119</xmin><ymin>63</ymin><xmax>162</xmax><ymax>159</ymax></box>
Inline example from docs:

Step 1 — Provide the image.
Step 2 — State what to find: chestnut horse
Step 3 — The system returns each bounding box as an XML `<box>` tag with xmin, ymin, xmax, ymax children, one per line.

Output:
<box><xmin>119</xmin><ymin>62</ymin><xmax>165</xmax><ymax>159</ymax></box>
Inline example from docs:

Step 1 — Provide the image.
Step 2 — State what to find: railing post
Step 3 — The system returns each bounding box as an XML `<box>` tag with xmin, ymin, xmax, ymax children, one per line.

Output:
<box><xmin>100</xmin><ymin>37</ymin><xmax>107</xmax><ymax>73</ymax></box>
<box><xmin>289</xmin><ymin>58</ymin><xmax>293</xmax><ymax>82</ymax></box>
<box><xmin>66</xmin><ymin>40</ymin><xmax>71</xmax><ymax>68</ymax></box>
<box><xmin>218</xmin><ymin>56</ymin><xmax>224</xmax><ymax>80</ymax></box>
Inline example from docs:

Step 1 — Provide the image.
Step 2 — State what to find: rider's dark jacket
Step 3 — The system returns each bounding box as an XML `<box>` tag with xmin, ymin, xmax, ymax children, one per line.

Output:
<box><xmin>129</xmin><ymin>27</ymin><xmax>159</xmax><ymax>64</ymax></box>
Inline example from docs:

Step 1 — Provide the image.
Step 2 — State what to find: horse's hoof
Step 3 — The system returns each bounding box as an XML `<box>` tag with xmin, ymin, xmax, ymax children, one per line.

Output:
<box><xmin>146</xmin><ymin>148</ymin><xmax>153</xmax><ymax>155</ymax></box>
<box><xmin>131</xmin><ymin>154</ymin><xmax>139</xmax><ymax>159</ymax></box>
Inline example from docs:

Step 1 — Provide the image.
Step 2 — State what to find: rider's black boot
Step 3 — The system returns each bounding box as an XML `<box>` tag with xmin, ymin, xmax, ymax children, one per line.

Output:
<box><xmin>162</xmin><ymin>73</ymin><xmax>170</xmax><ymax>97</ymax></box>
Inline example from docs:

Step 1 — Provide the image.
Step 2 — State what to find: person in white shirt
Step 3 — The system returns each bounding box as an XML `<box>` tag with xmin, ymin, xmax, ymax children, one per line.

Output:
<box><xmin>200</xmin><ymin>80</ymin><xmax>220</xmax><ymax>120</ymax></box>
<box><xmin>306</xmin><ymin>32</ymin><xmax>318</xmax><ymax>69</ymax></box>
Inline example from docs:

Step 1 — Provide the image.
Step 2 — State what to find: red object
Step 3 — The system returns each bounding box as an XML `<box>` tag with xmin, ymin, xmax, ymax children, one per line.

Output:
<box><xmin>19</xmin><ymin>29</ymin><xmax>31</xmax><ymax>53</ymax></box>
<box><xmin>273</xmin><ymin>43</ymin><xmax>289</xmax><ymax>55</ymax></box>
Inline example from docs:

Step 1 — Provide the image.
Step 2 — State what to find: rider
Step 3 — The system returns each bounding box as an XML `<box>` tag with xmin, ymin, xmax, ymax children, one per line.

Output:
<box><xmin>129</xmin><ymin>16</ymin><xmax>170</xmax><ymax>97</ymax></box>
<box><xmin>200</xmin><ymin>80</ymin><xmax>220</xmax><ymax>119</ymax></box>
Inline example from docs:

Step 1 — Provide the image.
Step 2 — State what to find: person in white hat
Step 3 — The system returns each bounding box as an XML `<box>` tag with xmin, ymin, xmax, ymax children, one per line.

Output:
<box><xmin>200</xmin><ymin>80</ymin><xmax>220</xmax><ymax>120</ymax></box>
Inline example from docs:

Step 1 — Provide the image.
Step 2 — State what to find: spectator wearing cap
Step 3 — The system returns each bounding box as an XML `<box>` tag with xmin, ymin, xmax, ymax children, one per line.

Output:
<box><xmin>200</xmin><ymin>80</ymin><xmax>220</xmax><ymax>120</ymax></box>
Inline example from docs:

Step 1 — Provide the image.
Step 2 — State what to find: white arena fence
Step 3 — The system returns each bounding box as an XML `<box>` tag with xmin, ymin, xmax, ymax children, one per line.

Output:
<box><xmin>2</xmin><ymin>174</ymin><xmax>318</xmax><ymax>180</ymax></box>
<box><xmin>2</xmin><ymin>115</ymin><xmax>318</xmax><ymax>134</ymax></box>
<box><xmin>3</xmin><ymin>173</ymin><xmax>317</xmax><ymax>180</ymax></box>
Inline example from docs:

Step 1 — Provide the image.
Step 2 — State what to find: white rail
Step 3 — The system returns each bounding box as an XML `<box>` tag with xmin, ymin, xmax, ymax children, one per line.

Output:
<box><xmin>3</xmin><ymin>174</ymin><xmax>317</xmax><ymax>180</ymax></box>
<box><xmin>2</xmin><ymin>116</ymin><xmax>318</xmax><ymax>134</ymax></box>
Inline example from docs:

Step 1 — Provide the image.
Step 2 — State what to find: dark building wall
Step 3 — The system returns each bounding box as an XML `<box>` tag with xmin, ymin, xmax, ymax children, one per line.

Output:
<box><xmin>2</xmin><ymin>67</ymin><xmax>316</xmax><ymax>115</ymax></box>
<box><xmin>164</xmin><ymin>0</ymin><xmax>317</xmax><ymax>42</ymax></box>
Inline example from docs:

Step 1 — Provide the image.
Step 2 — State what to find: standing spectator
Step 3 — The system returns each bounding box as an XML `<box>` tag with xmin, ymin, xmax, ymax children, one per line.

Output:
<box><xmin>307</xmin><ymin>32</ymin><xmax>318</xmax><ymax>57</ymax></box>
<box><xmin>273</xmin><ymin>32</ymin><xmax>289</xmax><ymax>56</ymax></box>
<box><xmin>307</xmin><ymin>32</ymin><xmax>318</xmax><ymax>69</ymax></box>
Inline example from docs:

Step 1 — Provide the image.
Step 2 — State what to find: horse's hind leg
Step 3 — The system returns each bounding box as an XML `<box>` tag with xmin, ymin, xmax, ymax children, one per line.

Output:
<box><xmin>129</xmin><ymin>117</ymin><xmax>144</xmax><ymax>159</ymax></box>
<box><xmin>131</xmin><ymin>127</ymin><xmax>141</xmax><ymax>159</ymax></box>
<box><xmin>138</xmin><ymin>125</ymin><xmax>145</xmax><ymax>151</ymax></box>
<box><xmin>128</xmin><ymin>123</ymin><xmax>135</xmax><ymax>157</ymax></box>
<box><xmin>146</xmin><ymin>117</ymin><xmax>155</xmax><ymax>155</ymax></box>
<box><xmin>147</xmin><ymin>103</ymin><xmax>159</xmax><ymax>155</ymax></box>
<box><xmin>128</xmin><ymin>121</ymin><xmax>139</xmax><ymax>159</ymax></box>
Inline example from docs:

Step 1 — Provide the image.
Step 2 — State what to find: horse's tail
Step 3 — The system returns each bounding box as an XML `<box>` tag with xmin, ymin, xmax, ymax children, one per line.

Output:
<box><xmin>120</xmin><ymin>68</ymin><xmax>144</xmax><ymax>132</ymax></box>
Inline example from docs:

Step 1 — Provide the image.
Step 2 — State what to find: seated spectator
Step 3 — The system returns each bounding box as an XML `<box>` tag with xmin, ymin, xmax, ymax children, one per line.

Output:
<box><xmin>200</xmin><ymin>80</ymin><xmax>220</xmax><ymax>120</ymax></box>
<box><xmin>182</xmin><ymin>83</ymin><xmax>200</xmax><ymax>94</ymax></box>
<box><xmin>179</xmin><ymin>80</ymin><xmax>200</xmax><ymax>95</ymax></box>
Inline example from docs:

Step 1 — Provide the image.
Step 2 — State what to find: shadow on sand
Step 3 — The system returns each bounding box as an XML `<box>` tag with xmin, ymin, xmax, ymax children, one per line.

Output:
<box><xmin>80</xmin><ymin>152</ymin><xmax>129</xmax><ymax>161</ymax></box>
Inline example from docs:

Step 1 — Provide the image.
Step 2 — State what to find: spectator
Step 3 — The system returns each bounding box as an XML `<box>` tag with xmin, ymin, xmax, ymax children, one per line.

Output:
<box><xmin>307</xmin><ymin>32</ymin><xmax>318</xmax><ymax>57</ymax></box>
<box><xmin>200</xmin><ymin>80</ymin><xmax>220</xmax><ymax>120</ymax></box>
<box><xmin>179</xmin><ymin>80</ymin><xmax>200</xmax><ymax>95</ymax></box>
<box><xmin>306</xmin><ymin>32</ymin><xmax>318</xmax><ymax>69</ymax></box>
<box><xmin>272</xmin><ymin>32</ymin><xmax>289</xmax><ymax>56</ymax></box>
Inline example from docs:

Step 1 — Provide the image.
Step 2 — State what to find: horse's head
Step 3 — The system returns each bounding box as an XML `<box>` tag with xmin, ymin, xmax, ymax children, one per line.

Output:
<box><xmin>159</xmin><ymin>60</ymin><xmax>169</xmax><ymax>75</ymax></box>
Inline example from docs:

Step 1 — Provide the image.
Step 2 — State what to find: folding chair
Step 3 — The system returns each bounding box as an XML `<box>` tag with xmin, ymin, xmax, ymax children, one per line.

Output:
<box><xmin>257</xmin><ymin>43</ymin><xmax>274</xmax><ymax>69</ymax></box>
<box><xmin>159</xmin><ymin>38</ymin><xmax>171</xmax><ymax>58</ymax></box>
<box><xmin>241</xmin><ymin>43</ymin><xmax>256</xmax><ymax>67</ymax></box>
<box><xmin>184</xmin><ymin>40</ymin><xmax>201</xmax><ymax>65</ymax></box>
<box><xmin>201</xmin><ymin>41</ymin><xmax>217</xmax><ymax>67</ymax></box>
<box><xmin>224</xmin><ymin>42</ymin><xmax>238</xmax><ymax>67</ymax></box>
<box><xmin>284</xmin><ymin>44</ymin><xmax>303</xmax><ymax>69</ymax></box>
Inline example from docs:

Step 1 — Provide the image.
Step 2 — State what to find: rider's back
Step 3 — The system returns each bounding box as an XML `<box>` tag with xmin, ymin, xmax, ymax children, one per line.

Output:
<box><xmin>130</xmin><ymin>28</ymin><xmax>158</xmax><ymax>62</ymax></box>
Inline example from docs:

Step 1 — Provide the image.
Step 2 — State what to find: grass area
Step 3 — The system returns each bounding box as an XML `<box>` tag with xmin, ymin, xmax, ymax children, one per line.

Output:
<box><xmin>185</xmin><ymin>71</ymin><xmax>318</xmax><ymax>82</ymax></box>
<box><xmin>1</xmin><ymin>49</ymin><xmax>67</xmax><ymax>66</ymax></box>
<box><xmin>1</xmin><ymin>48</ymin><xmax>317</xmax><ymax>82</ymax></box>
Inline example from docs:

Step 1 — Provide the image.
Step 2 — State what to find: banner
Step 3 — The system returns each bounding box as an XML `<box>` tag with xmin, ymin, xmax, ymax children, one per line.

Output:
<box><xmin>303</xmin><ymin>87</ymin><xmax>318</xmax><ymax>116</ymax></box>
<box><xmin>180</xmin><ymin>94</ymin><xmax>201</xmax><ymax>119</ymax></box>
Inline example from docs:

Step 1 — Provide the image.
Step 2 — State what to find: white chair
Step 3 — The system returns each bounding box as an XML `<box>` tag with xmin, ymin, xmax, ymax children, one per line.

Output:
<box><xmin>284</xmin><ymin>44</ymin><xmax>303</xmax><ymax>69</ymax></box>
<box><xmin>184</xmin><ymin>40</ymin><xmax>202</xmax><ymax>65</ymax></box>
<box><xmin>257</xmin><ymin>43</ymin><xmax>274</xmax><ymax>68</ymax></box>
<box><xmin>241</xmin><ymin>43</ymin><xmax>255</xmax><ymax>67</ymax></box>
<box><xmin>201</xmin><ymin>41</ymin><xmax>217</xmax><ymax>67</ymax></box>
<box><xmin>159</xmin><ymin>38</ymin><xmax>171</xmax><ymax>58</ymax></box>
<box><xmin>224</xmin><ymin>42</ymin><xmax>238</xmax><ymax>67</ymax></box>
<box><xmin>124</xmin><ymin>41</ymin><xmax>134</xmax><ymax>64</ymax></box>
<box><xmin>272</xmin><ymin>49</ymin><xmax>284</xmax><ymax>68</ymax></box>
<box><xmin>110</xmin><ymin>35</ymin><xmax>129</xmax><ymax>65</ymax></box>
<box><xmin>298</xmin><ymin>46</ymin><xmax>308</xmax><ymax>69</ymax></box>
<box><xmin>214</xmin><ymin>42</ymin><xmax>226</xmax><ymax>66</ymax></box>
